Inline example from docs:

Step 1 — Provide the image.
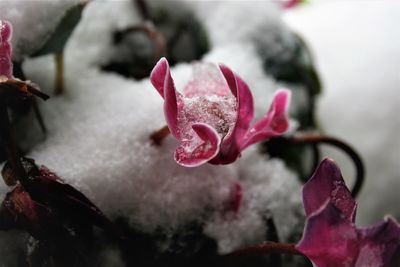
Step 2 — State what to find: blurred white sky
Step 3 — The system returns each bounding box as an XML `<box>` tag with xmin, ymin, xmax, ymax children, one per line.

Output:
<box><xmin>284</xmin><ymin>0</ymin><xmax>400</xmax><ymax>225</ymax></box>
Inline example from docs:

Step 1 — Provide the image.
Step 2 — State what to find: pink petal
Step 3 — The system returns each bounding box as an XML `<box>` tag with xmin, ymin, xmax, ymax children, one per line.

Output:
<box><xmin>0</xmin><ymin>20</ymin><xmax>12</xmax><ymax>42</ymax></box>
<box><xmin>0</xmin><ymin>54</ymin><xmax>12</xmax><ymax>78</ymax></box>
<box><xmin>150</xmin><ymin>57</ymin><xmax>168</xmax><ymax>98</ymax></box>
<box><xmin>302</xmin><ymin>158</ymin><xmax>357</xmax><ymax>222</ymax></box>
<box><xmin>0</xmin><ymin>42</ymin><xmax>12</xmax><ymax>58</ymax></box>
<box><xmin>239</xmin><ymin>89</ymin><xmax>291</xmax><ymax>150</ymax></box>
<box><xmin>174</xmin><ymin>123</ymin><xmax>221</xmax><ymax>167</ymax></box>
<box><xmin>183</xmin><ymin>62</ymin><xmax>231</xmax><ymax>97</ymax></box>
<box><xmin>211</xmin><ymin>64</ymin><xmax>254</xmax><ymax>164</ymax></box>
<box><xmin>355</xmin><ymin>216</ymin><xmax>400</xmax><ymax>267</ymax></box>
<box><xmin>150</xmin><ymin>57</ymin><xmax>180</xmax><ymax>138</ymax></box>
<box><xmin>296</xmin><ymin>202</ymin><xmax>359</xmax><ymax>267</ymax></box>
<box><xmin>283</xmin><ymin>0</ymin><xmax>302</xmax><ymax>9</ymax></box>
<box><xmin>0</xmin><ymin>20</ymin><xmax>12</xmax><ymax>78</ymax></box>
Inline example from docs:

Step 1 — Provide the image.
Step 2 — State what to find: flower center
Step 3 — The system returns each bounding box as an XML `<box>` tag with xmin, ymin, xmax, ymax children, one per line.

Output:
<box><xmin>178</xmin><ymin>94</ymin><xmax>237</xmax><ymax>141</ymax></box>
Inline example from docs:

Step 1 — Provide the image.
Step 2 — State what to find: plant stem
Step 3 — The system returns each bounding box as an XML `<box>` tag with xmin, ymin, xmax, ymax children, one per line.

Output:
<box><xmin>150</xmin><ymin>125</ymin><xmax>170</xmax><ymax>145</ymax></box>
<box><xmin>223</xmin><ymin>241</ymin><xmax>303</xmax><ymax>259</ymax></box>
<box><xmin>134</xmin><ymin>0</ymin><xmax>150</xmax><ymax>20</ymax></box>
<box><xmin>115</xmin><ymin>23</ymin><xmax>167</xmax><ymax>60</ymax></box>
<box><xmin>264</xmin><ymin>213</ymin><xmax>282</xmax><ymax>266</ymax></box>
<box><xmin>0</xmin><ymin>102</ymin><xmax>29</xmax><ymax>185</ymax></box>
<box><xmin>54</xmin><ymin>52</ymin><xmax>64</xmax><ymax>95</ymax></box>
<box><xmin>31</xmin><ymin>98</ymin><xmax>47</xmax><ymax>134</ymax></box>
<box><xmin>291</xmin><ymin>133</ymin><xmax>364</xmax><ymax>198</ymax></box>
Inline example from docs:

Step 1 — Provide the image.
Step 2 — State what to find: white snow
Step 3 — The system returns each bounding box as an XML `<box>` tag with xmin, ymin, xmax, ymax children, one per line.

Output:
<box><xmin>205</xmin><ymin>149</ymin><xmax>302</xmax><ymax>253</ymax></box>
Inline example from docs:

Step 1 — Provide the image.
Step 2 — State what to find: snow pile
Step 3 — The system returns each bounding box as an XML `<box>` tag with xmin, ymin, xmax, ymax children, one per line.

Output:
<box><xmin>0</xmin><ymin>0</ymin><xmax>81</xmax><ymax>60</ymax></box>
<box><xmin>0</xmin><ymin>0</ymin><xmax>304</xmax><ymax>263</ymax></box>
<box><xmin>185</xmin><ymin>1</ymin><xmax>282</xmax><ymax>46</ymax></box>
<box><xmin>205</xmin><ymin>150</ymin><xmax>301</xmax><ymax>253</ymax></box>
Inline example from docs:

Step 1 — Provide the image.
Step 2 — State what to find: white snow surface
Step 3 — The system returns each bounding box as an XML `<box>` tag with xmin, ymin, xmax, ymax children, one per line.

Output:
<box><xmin>0</xmin><ymin>0</ymin><xmax>81</xmax><ymax>61</ymax></box>
<box><xmin>285</xmin><ymin>0</ymin><xmax>400</xmax><ymax>225</ymax></box>
<box><xmin>0</xmin><ymin>0</ymin><xmax>304</xmax><ymax>262</ymax></box>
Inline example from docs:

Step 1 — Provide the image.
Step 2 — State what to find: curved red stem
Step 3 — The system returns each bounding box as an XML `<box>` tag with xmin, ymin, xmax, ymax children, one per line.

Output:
<box><xmin>290</xmin><ymin>133</ymin><xmax>365</xmax><ymax>198</ymax></box>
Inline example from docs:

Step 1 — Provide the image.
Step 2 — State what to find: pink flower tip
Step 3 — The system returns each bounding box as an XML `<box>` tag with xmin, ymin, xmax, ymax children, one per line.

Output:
<box><xmin>0</xmin><ymin>20</ymin><xmax>13</xmax><ymax>78</ymax></box>
<box><xmin>297</xmin><ymin>159</ymin><xmax>400</xmax><ymax>267</ymax></box>
<box><xmin>302</xmin><ymin>157</ymin><xmax>357</xmax><ymax>222</ymax></box>
<box><xmin>150</xmin><ymin>58</ymin><xmax>291</xmax><ymax>167</ymax></box>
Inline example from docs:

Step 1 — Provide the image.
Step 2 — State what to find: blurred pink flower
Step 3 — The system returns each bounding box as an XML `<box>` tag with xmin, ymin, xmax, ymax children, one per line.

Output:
<box><xmin>0</xmin><ymin>20</ymin><xmax>13</xmax><ymax>78</ymax></box>
<box><xmin>296</xmin><ymin>158</ymin><xmax>400</xmax><ymax>267</ymax></box>
<box><xmin>282</xmin><ymin>0</ymin><xmax>305</xmax><ymax>9</ymax></box>
<box><xmin>0</xmin><ymin>20</ymin><xmax>48</xmax><ymax>100</ymax></box>
<box><xmin>150</xmin><ymin>57</ymin><xmax>291</xmax><ymax>167</ymax></box>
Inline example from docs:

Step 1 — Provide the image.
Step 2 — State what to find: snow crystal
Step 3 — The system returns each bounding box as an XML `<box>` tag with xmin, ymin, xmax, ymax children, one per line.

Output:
<box><xmin>205</xmin><ymin>148</ymin><xmax>302</xmax><ymax>253</ymax></box>
<box><xmin>185</xmin><ymin>1</ymin><xmax>282</xmax><ymax>46</ymax></box>
<box><xmin>64</xmin><ymin>0</ymin><xmax>142</xmax><ymax>68</ymax></box>
<box><xmin>183</xmin><ymin>62</ymin><xmax>230</xmax><ymax>97</ymax></box>
<box><xmin>177</xmin><ymin>63</ymin><xmax>237</xmax><ymax>140</ymax></box>
<box><xmin>179</xmin><ymin>94</ymin><xmax>236</xmax><ymax>138</ymax></box>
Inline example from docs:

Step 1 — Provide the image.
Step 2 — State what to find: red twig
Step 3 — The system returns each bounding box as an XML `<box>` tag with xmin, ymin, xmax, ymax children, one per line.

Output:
<box><xmin>150</xmin><ymin>125</ymin><xmax>170</xmax><ymax>145</ymax></box>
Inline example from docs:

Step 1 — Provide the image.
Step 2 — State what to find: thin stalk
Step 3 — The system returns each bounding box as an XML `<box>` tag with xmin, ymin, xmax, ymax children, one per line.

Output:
<box><xmin>1</xmin><ymin>79</ymin><xmax>49</xmax><ymax>100</ymax></box>
<box><xmin>0</xmin><ymin>102</ymin><xmax>29</xmax><ymax>186</ymax></box>
<box><xmin>134</xmin><ymin>0</ymin><xmax>150</xmax><ymax>20</ymax></box>
<box><xmin>223</xmin><ymin>242</ymin><xmax>303</xmax><ymax>259</ymax></box>
<box><xmin>150</xmin><ymin>125</ymin><xmax>170</xmax><ymax>145</ymax></box>
<box><xmin>264</xmin><ymin>214</ymin><xmax>282</xmax><ymax>266</ymax></box>
<box><xmin>291</xmin><ymin>134</ymin><xmax>364</xmax><ymax>198</ymax></box>
<box><xmin>54</xmin><ymin>52</ymin><xmax>64</xmax><ymax>95</ymax></box>
<box><xmin>31</xmin><ymin>98</ymin><xmax>47</xmax><ymax>134</ymax></box>
<box><xmin>116</xmin><ymin>23</ymin><xmax>167</xmax><ymax>60</ymax></box>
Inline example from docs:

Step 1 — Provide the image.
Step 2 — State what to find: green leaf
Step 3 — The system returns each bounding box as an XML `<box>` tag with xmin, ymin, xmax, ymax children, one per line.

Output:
<box><xmin>32</xmin><ymin>2</ymin><xmax>86</xmax><ymax>57</ymax></box>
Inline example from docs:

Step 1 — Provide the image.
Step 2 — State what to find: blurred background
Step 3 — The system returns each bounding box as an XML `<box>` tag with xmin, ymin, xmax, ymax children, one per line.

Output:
<box><xmin>284</xmin><ymin>0</ymin><xmax>400</xmax><ymax>225</ymax></box>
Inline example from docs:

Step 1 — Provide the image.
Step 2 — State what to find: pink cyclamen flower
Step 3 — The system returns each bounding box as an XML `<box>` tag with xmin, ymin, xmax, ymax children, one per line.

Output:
<box><xmin>296</xmin><ymin>158</ymin><xmax>400</xmax><ymax>267</ymax></box>
<box><xmin>0</xmin><ymin>20</ymin><xmax>13</xmax><ymax>78</ymax></box>
<box><xmin>150</xmin><ymin>57</ymin><xmax>291</xmax><ymax>167</ymax></box>
<box><xmin>0</xmin><ymin>20</ymin><xmax>48</xmax><ymax>100</ymax></box>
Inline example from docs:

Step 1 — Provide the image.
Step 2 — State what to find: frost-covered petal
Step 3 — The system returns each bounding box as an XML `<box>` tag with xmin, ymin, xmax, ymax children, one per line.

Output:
<box><xmin>0</xmin><ymin>54</ymin><xmax>12</xmax><ymax>79</ymax></box>
<box><xmin>296</xmin><ymin>202</ymin><xmax>359</xmax><ymax>267</ymax></box>
<box><xmin>302</xmin><ymin>158</ymin><xmax>357</xmax><ymax>222</ymax></box>
<box><xmin>239</xmin><ymin>89</ymin><xmax>290</xmax><ymax>150</ymax></box>
<box><xmin>212</xmin><ymin>64</ymin><xmax>254</xmax><ymax>164</ymax></box>
<box><xmin>150</xmin><ymin>57</ymin><xmax>180</xmax><ymax>138</ymax></box>
<box><xmin>174</xmin><ymin>123</ymin><xmax>221</xmax><ymax>167</ymax></box>
<box><xmin>183</xmin><ymin>62</ymin><xmax>231</xmax><ymax>97</ymax></box>
<box><xmin>0</xmin><ymin>20</ymin><xmax>12</xmax><ymax>42</ymax></box>
<box><xmin>355</xmin><ymin>216</ymin><xmax>400</xmax><ymax>267</ymax></box>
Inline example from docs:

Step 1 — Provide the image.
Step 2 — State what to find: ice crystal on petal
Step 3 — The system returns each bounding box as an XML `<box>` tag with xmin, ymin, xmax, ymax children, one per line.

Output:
<box><xmin>183</xmin><ymin>62</ymin><xmax>231</xmax><ymax>97</ymax></box>
<box><xmin>178</xmin><ymin>95</ymin><xmax>237</xmax><ymax>139</ymax></box>
<box><xmin>150</xmin><ymin>57</ymin><xmax>291</xmax><ymax>167</ymax></box>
